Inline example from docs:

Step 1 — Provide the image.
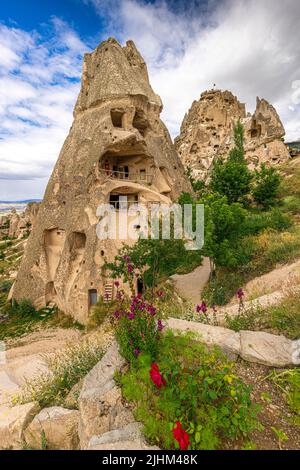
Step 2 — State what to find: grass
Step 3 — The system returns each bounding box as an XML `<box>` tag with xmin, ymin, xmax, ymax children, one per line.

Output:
<box><xmin>17</xmin><ymin>336</ymin><xmax>104</xmax><ymax>408</ymax></box>
<box><xmin>0</xmin><ymin>296</ymin><xmax>84</xmax><ymax>341</ymax></box>
<box><xmin>203</xmin><ymin>225</ymin><xmax>300</xmax><ymax>306</ymax></box>
<box><xmin>224</xmin><ymin>289</ymin><xmax>300</xmax><ymax>339</ymax></box>
<box><xmin>266</xmin><ymin>369</ymin><xmax>300</xmax><ymax>421</ymax></box>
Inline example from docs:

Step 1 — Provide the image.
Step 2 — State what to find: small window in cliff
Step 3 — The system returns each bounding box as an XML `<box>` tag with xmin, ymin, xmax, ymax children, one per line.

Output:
<box><xmin>250</xmin><ymin>121</ymin><xmax>262</xmax><ymax>138</ymax></box>
<box><xmin>111</xmin><ymin>109</ymin><xmax>125</xmax><ymax>128</ymax></box>
<box><xmin>88</xmin><ymin>289</ymin><xmax>98</xmax><ymax>310</ymax></box>
<box><xmin>133</xmin><ymin>109</ymin><xmax>148</xmax><ymax>136</ymax></box>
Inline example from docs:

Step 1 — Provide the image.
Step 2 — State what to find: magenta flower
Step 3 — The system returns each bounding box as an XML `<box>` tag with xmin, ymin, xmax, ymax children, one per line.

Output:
<box><xmin>127</xmin><ymin>264</ymin><xmax>134</xmax><ymax>274</ymax></box>
<box><xmin>157</xmin><ymin>319</ymin><xmax>164</xmax><ymax>331</ymax></box>
<box><xmin>196</xmin><ymin>301</ymin><xmax>207</xmax><ymax>313</ymax></box>
<box><xmin>147</xmin><ymin>305</ymin><xmax>156</xmax><ymax>316</ymax></box>
<box><xmin>128</xmin><ymin>312</ymin><xmax>135</xmax><ymax>320</ymax></box>
<box><xmin>114</xmin><ymin>310</ymin><xmax>121</xmax><ymax>319</ymax></box>
<box><xmin>134</xmin><ymin>348</ymin><xmax>141</xmax><ymax>357</ymax></box>
<box><xmin>237</xmin><ymin>288</ymin><xmax>244</xmax><ymax>299</ymax></box>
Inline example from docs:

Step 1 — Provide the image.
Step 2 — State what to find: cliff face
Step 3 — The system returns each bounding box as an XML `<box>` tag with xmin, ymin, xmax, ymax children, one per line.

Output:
<box><xmin>13</xmin><ymin>38</ymin><xmax>191</xmax><ymax>324</ymax></box>
<box><xmin>175</xmin><ymin>90</ymin><xmax>290</xmax><ymax>180</ymax></box>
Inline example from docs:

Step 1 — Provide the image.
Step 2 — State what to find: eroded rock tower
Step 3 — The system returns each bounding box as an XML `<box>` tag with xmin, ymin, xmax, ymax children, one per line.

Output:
<box><xmin>13</xmin><ymin>38</ymin><xmax>190</xmax><ymax>323</ymax></box>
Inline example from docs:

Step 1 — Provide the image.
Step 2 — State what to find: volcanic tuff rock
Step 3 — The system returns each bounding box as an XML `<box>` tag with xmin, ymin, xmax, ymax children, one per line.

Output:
<box><xmin>0</xmin><ymin>202</ymin><xmax>39</xmax><ymax>239</ymax></box>
<box><xmin>12</xmin><ymin>38</ymin><xmax>191</xmax><ymax>323</ymax></box>
<box><xmin>175</xmin><ymin>89</ymin><xmax>290</xmax><ymax>180</ymax></box>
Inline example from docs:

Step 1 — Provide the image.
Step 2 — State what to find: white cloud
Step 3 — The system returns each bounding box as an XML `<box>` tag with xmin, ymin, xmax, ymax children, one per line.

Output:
<box><xmin>0</xmin><ymin>19</ymin><xmax>84</xmax><ymax>199</ymax></box>
<box><xmin>1</xmin><ymin>0</ymin><xmax>300</xmax><ymax>199</ymax></box>
<box><xmin>89</xmin><ymin>0</ymin><xmax>300</xmax><ymax>140</ymax></box>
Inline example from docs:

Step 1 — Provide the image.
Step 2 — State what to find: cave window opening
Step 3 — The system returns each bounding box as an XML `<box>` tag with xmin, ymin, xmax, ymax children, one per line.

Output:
<box><xmin>137</xmin><ymin>278</ymin><xmax>144</xmax><ymax>294</ymax></box>
<box><xmin>88</xmin><ymin>289</ymin><xmax>98</xmax><ymax>310</ymax></box>
<box><xmin>111</xmin><ymin>109</ymin><xmax>125</xmax><ymax>128</ymax></box>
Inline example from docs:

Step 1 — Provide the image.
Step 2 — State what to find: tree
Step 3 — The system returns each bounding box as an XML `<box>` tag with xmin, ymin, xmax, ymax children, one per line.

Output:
<box><xmin>210</xmin><ymin>121</ymin><xmax>252</xmax><ymax>204</ymax></box>
<box><xmin>200</xmin><ymin>193</ymin><xmax>246</xmax><ymax>272</ymax></box>
<box><xmin>252</xmin><ymin>163</ymin><xmax>281</xmax><ymax>208</ymax></box>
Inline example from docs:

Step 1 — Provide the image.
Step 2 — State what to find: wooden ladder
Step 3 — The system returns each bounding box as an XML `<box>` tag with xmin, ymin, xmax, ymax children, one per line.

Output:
<box><xmin>104</xmin><ymin>283</ymin><xmax>113</xmax><ymax>302</ymax></box>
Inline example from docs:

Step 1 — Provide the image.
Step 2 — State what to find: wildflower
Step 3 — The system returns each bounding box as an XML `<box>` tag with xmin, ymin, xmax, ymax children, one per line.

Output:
<box><xmin>196</xmin><ymin>301</ymin><xmax>207</xmax><ymax>313</ymax></box>
<box><xmin>157</xmin><ymin>319</ymin><xmax>164</xmax><ymax>331</ymax></box>
<box><xmin>123</xmin><ymin>255</ymin><xmax>131</xmax><ymax>262</ymax></box>
<box><xmin>172</xmin><ymin>421</ymin><xmax>190</xmax><ymax>450</ymax></box>
<box><xmin>237</xmin><ymin>288</ymin><xmax>244</xmax><ymax>299</ymax></box>
<box><xmin>150</xmin><ymin>363</ymin><xmax>166</xmax><ymax>388</ymax></box>
<box><xmin>147</xmin><ymin>305</ymin><xmax>156</xmax><ymax>316</ymax></box>
<box><xmin>128</xmin><ymin>312</ymin><xmax>135</xmax><ymax>320</ymax></box>
<box><xmin>134</xmin><ymin>348</ymin><xmax>141</xmax><ymax>357</ymax></box>
<box><xmin>114</xmin><ymin>310</ymin><xmax>121</xmax><ymax>319</ymax></box>
<box><xmin>127</xmin><ymin>264</ymin><xmax>134</xmax><ymax>274</ymax></box>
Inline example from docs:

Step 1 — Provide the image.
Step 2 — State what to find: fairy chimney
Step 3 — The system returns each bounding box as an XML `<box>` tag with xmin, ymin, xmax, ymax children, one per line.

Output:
<box><xmin>12</xmin><ymin>38</ymin><xmax>191</xmax><ymax>324</ymax></box>
<box><xmin>175</xmin><ymin>89</ymin><xmax>290</xmax><ymax>180</ymax></box>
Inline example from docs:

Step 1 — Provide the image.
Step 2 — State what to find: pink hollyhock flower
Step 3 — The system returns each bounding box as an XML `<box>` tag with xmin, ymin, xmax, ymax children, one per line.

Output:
<box><xmin>237</xmin><ymin>288</ymin><xmax>244</xmax><ymax>299</ymax></box>
<box><xmin>150</xmin><ymin>363</ymin><xmax>166</xmax><ymax>388</ymax></box>
<box><xmin>196</xmin><ymin>301</ymin><xmax>207</xmax><ymax>313</ymax></box>
<box><xmin>134</xmin><ymin>348</ymin><xmax>141</xmax><ymax>357</ymax></box>
<box><xmin>172</xmin><ymin>421</ymin><xmax>190</xmax><ymax>450</ymax></box>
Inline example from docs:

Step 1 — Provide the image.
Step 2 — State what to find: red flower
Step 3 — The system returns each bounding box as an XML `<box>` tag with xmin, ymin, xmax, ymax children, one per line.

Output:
<box><xmin>172</xmin><ymin>421</ymin><xmax>190</xmax><ymax>450</ymax></box>
<box><xmin>150</xmin><ymin>363</ymin><xmax>166</xmax><ymax>388</ymax></box>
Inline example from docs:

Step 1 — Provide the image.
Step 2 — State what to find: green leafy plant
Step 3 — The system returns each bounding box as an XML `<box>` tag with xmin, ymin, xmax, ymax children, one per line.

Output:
<box><xmin>252</xmin><ymin>164</ymin><xmax>281</xmax><ymax>208</ymax></box>
<box><xmin>119</xmin><ymin>332</ymin><xmax>260</xmax><ymax>450</ymax></box>
<box><xmin>210</xmin><ymin>121</ymin><xmax>252</xmax><ymax>204</ymax></box>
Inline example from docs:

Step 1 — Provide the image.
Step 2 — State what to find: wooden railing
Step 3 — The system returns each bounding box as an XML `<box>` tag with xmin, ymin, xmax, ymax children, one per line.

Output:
<box><xmin>99</xmin><ymin>169</ymin><xmax>154</xmax><ymax>184</ymax></box>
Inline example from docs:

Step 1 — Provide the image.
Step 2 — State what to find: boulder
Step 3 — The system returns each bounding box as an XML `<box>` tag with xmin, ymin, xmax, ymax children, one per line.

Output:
<box><xmin>78</xmin><ymin>341</ymin><xmax>134</xmax><ymax>449</ymax></box>
<box><xmin>24</xmin><ymin>406</ymin><xmax>79</xmax><ymax>450</ymax></box>
<box><xmin>240</xmin><ymin>331</ymin><xmax>296</xmax><ymax>367</ymax></box>
<box><xmin>86</xmin><ymin>422</ymin><xmax>159</xmax><ymax>450</ymax></box>
<box><xmin>166</xmin><ymin>317</ymin><xmax>241</xmax><ymax>356</ymax></box>
<box><xmin>0</xmin><ymin>402</ymin><xmax>39</xmax><ymax>449</ymax></box>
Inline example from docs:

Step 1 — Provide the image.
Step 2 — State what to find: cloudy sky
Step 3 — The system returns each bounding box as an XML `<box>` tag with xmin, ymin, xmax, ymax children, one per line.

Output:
<box><xmin>0</xmin><ymin>0</ymin><xmax>300</xmax><ymax>200</ymax></box>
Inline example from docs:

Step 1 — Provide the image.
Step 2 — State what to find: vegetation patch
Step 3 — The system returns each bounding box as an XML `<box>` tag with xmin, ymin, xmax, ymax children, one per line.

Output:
<box><xmin>117</xmin><ymin>331</ymin><xmax>260</xmax><ymax>450</ymax></box>
<box><xmin>17</xmin><ymin>337</ymin><xmax>104</xmax><ymax>408</ymax></box>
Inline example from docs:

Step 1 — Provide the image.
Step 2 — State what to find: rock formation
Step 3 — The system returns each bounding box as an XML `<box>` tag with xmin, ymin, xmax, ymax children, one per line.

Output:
<box><xmin>0</xmin><ymin>202</ymin><xmax>39</xmax><ymax>240</ymax></box>
<box><xmin>12</xmin><ymin>38</ymin><xmax>190</xmax><ymax>324</ymax></box>
<box><xmin>175</xmin><ymin>89</ymin><xmax>290</xmax><ymax>180</ymax></box>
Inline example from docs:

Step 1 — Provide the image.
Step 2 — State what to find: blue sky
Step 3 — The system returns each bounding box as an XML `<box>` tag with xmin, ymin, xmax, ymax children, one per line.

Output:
<box><xmin>0</xmin><ymin>0</ymin><xmax>300</xmax><ymax>200</ymax></box>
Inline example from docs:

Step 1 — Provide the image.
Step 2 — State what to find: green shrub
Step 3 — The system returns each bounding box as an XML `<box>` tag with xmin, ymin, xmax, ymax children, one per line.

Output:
<box><xmin>210</xmin><ymin>121</ymin><xmax>252</xmax><ymax>204</ymax></box>
<box><xmin>252</xmin><ymin>164</ymin><xmax>281</xmax><ymax>208</ymax></box>
<box><xmin>119</xmin><ymin>332</ymin><xmax>260</xmax><ymax>450</ymax></box>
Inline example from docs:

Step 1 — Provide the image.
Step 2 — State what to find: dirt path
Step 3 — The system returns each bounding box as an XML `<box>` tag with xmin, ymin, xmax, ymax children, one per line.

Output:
<box><xmin>171</xmin><ymin>257</ymin><xmax>211</xmax><ymax>305</ymax></box>
<box><xmin>0</xmin><ymin>328</ymin><xmax>82</xmax><ymax>405</ymax></box>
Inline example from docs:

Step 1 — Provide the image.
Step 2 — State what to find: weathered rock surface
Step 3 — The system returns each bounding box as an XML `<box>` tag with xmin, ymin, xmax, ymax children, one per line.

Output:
<box><xmin>0</xmin><ymin>202</ymin><xmax>39</xmax><ymax>240</ymax></box>
<box><xmin>78</xmin><ymin>341</ymin><xmax>134</xmax><ymax>449</ymax></box>
<box><xmin>239</xmin><ymin>331</ymin><xmax>296</xmax><ymax>367</ymax></box>
<box><xmin>175</xmin><ymin>89</ymin><xmax>290</xmax><ymax>180</ymax></box>
<box><xmin>167</xmin><ymin>317</ymin><xmax>300</xmax><ymax>367</ymax></box>
<box><xmin>167</xmin><ymin>317</ymin><xmax>240</xmax><ymax>356</ymax></box>
<box><xmin>87</xmin><ymin>422</ymin><xmax>159</xmax><ymax>450</ymax></box>
<box><xmin>24</xmin><ymin>406</ymin><xmax>79</xmax><ymax>450</ymax></box>
<box><xmin>0</xmin><ymin>402</ymin><xmax>39</xmax><ymax>449</ymax></box>
<box><xmin>13</xmin><ymin>37</ymin><xmax>191</xmax><ymax>323</ymax></box>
